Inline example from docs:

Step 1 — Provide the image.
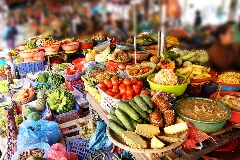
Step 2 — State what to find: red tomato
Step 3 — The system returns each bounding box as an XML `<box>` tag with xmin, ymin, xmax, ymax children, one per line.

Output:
<box><xmin>134</xmin><ymin>88</ymin><xmax>140</xmax><ymax>95</ymax></box>
<box><xmin>122</xmin><ymin>95</ymin><xmax>128</xmax><ymax>100</ymax></box>
<box><xmin>106</xmin><ymin>90</ymin><xmax>114</xmax><ymax>97</ymax></box>
<box><xmin>141</xmin><ymin>89</ymin><xmax>150</xmax><ymax>95</ymax></box>
<box><xmin>104</xmin><ymin>79</ymin><xmax>111</xmax><ymax>85</ymax></box>
<box><xmin>127</xmin><ymin>96</ymin><xmax>133</xmax><ymax>100</ymax></box>
<box><xmin>114</xmin><ymin>94</ymin><xmax>121</xmax><ymax>99</ymax></box>
<box><xmin>126</xmin><ymin>89</ymin><xmax>134</xmax><ymax>96</ymax></box>
<box><xmin>112</xmin><ymin>87</ymin><xmax>120</xmax><ymax>94</ymax></box>
<box><xmin>106</xmin><ymin>81</ymin><xmax>113</xmax><ymax>89</ymax></box>
<box><xmin>113</xmin><ymin>85</ymin><xmax>118</xmax><ymax>89</ymax></box>
<box><xmin>123</xmin><ymin>78</ymin><xmax>131</xmax><ymax>86</ymax></box>
<box><xmin>111</xmin><ymin>76</ymin><xmax>119</xmax><ymax>86</ymax></box>
<box><xmin>119</xmin><ymin>79</ymin><xmax>123</xmax><ymax>84</ymax></box>
<box><xmin>98</xmin><ymin>82</ymin><xmax>107</xmax><ymax>89</ymax></box>
<box><xmin>126</xmin><ymin>85</ymin><xmax>132</xmax><ymax>90</ymax></box>
<box><xmin>119</xmin><ymin>83</ymin><xmax>126</xmax><ymax>90</ymax></box>
<box><xmin>132</xmin><ymin>78</ymin><xmax>138</xmax><ymax>85</ymax></box>
<box><xmin>133</xmin><ymin>85</ymin><xmax>141</xmax><ymax>90</ymax></box>
<box><xmin>137</xmin><ymin>81</ymin><xmax>143</xmax><ymax>87</ymax></box>
<box><xmin>102</xmin><ymin>88</ymin><xmax>108</xmax><ymax>92</ymax></box>
<box><xmin>119</xmin><ymin>88</ymin><xmax>126</xmax><ymax>95</ymax></box>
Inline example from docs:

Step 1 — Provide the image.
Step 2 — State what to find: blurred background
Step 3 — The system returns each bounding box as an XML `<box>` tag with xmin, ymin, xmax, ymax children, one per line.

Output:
<box><xmin>0</xmin><ymin>0</ymin><xmax>240</xmax><ymax>50</ymax></box>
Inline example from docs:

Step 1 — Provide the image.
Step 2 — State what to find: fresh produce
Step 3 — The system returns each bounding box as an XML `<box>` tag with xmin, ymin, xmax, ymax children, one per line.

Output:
<box><xmin>118</xmin><ymin>101</ymin><xmax>139</xmax><ymax>121</ymax></box>
<box><xmin>107</xmin><ymin>114</ymin><xmax>125</xmax><ymax>128</ymax></box>
<box><xmin>128</xmin><ymin>32</ymin><xmax>158</xmax><ymax>44</ymax></box>
<box><xmin>108</xmin><ymin>119</ymin><xmax>125</xmax><ymax>136</ymax></box>
<box><xmin>47</xmin><ymin>72</ymin><xmax>65</xmax><ymax>87</ymax></box>
<box><xmin>129</xmin><ymin>101</ymin><xmax>149</xmax><ymax>120</ymax></box>
<box><xmin>13</xmin><ymin>88</ymin><xmax>35</xmax><ymax>103</ymax></box>
<box><xmin>134</xmin><ymin>96</ymin><xmax>150</xmax><ymax>111</ymax></box>
<box><xmin>176</xmin><ymin>65</ymin><xmax>211</xmax><ymax>79</ymax></box>
<box><xmin>158</xmin><ymin>136</ymin><xmax>183</xmax><ymax>143</ymax></box>
<box><xmin>98</xmin><ymin>76</ymin><xmax>147</xmax><ymax>100</ymax></box>
<box><xmin>152</xmin><ymin>69</ymin><xmax>178</xmax><ymax>85</ymax></box>
<box><xmin>47</xmin><ymin>88</ymin><xmax>75</xmax><ymax>114</ymax></box>
<box><xmin>110</xmin><ymin>107</ymin><xmax>116</xmax><ymax>115</ymax></box>
<box><xmin>52</xmin><ymin>63</ymin><xmax>72</xmax><ymax>72</ymax></box>
<box><xmin>151</xmin><ymin>136</ymin><xmax>165</xmax><ymax>149</ymax></box>
<box><xmin>18</xmin><ymin>148</ymin><xmax>44</xmax><ymax>160</ymax></box>
<box><xmin>115</xmin><ymin>109</ymin><xmax>135</xmax><ymax>131</ymax></box>
<box><xmin>135</xmin><ymin>124</ymin><xmax>160</xmax><ymax>138</ymax></box>
<box><xmin>37</xmin><ymin>73</ymin><xmax>48</xmax><ymax>83</ymax></box>
<box><xmin>140</xmin><ymin>93</ymin><xmax>155</xmax><ymax>108</ymax></box>
<box><xmin>121</xmin><ymin>131</ymin><xmax>147</xmax><ymax>149</ymax></box>
<box><xmin>127</xmin><ymin>62</ymin><xmax>156</xmax><ymax>78</ymax></box>
<box><xmin>95</xmin><ymin>46</ymin><xmax>110</xmax><ymax>62</ymax></box>
<box><xmin>23</xmin><ymin>106</ymin><xmax>38</xmax><ymax>118</ymax></box>
<box><xmin>27</xmin><ymin>112</ymin><xmax>40</xmax><ymax>121</ymax></box>
<box><xmin>0</xmin><ymin>65</ymin><xmax>4</xmax><ymax>72</ymax></box>
<box><xmin>79</xmin><ymin>119</ymin><xmax>96</xmax><ymax>140</ymax></box>
<box><xmin>166</xmin><ymin>36</ymin><xmax>179</xmax><ymax>46</ymax></box>
<box><xmin>35</xmin><ymin>91</ymin><xmax>47</xmax><ymax>111</ymax></box>
<box><xmin>163</xmin><ymin>122</ymin><xmax>188</xmax><ymax>135</ymax></box>
<box><xmin>111</xmin><ymin>49</ymin><xmax>131</xmax><ymax>62</ymax></box>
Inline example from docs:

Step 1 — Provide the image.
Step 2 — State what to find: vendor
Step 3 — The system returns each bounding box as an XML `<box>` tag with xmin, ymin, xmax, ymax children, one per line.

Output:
<box><xmin>207</xmin><ymin>23</ymin><xmax>240</xmax><ymax>72</ymax></box>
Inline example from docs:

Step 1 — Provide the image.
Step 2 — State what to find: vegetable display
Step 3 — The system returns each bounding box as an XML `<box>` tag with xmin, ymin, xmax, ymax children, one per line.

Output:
<box><xmin>13</xmin><ymin>88</ymin><xmax>35</xmax><ymax>103</ymax></box>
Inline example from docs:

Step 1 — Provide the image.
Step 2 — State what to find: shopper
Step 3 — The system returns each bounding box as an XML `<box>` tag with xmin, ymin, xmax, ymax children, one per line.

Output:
<box><xmin>2</xmin><ymin>21</ymin><xmax>17</xmax><ymax>49</ymax></box>
<box><xmin>207</xmin><ymin>23</ymin><xmax>240</xmax><ymax>72</ymax></box>
<box><xmin>194</xmin><ymin>10</ymin><xmax>202</xmax><ymax>30</ymax></box>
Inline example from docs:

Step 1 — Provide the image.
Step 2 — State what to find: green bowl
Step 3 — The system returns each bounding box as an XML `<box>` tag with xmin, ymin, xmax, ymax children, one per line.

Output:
<box><xmin>127</xmin><ymin>62</ymin><xmax>156</xmax><ymax>79</ymax></box>
<box><xmin>174</xmin><ymin>97</ymin><xmax>231</xmax><ymax>133</ymax></box>
<box><xmin>147</xmin><ymin>73</ymin><xmax>189</xmax><ymax>96</ymax></box>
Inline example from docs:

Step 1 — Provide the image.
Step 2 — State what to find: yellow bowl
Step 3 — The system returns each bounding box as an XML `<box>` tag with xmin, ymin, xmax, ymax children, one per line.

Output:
<box><xmin>147</xmin><ymin>74</ymin><xmax>189</xmax><ymax>96</ymax></box>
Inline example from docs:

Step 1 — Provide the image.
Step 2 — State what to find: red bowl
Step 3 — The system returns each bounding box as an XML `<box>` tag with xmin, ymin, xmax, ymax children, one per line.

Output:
<box><xmin>61</xmin><ymin>42</ymin><xmax>79</xmax><ymax>51</ymax></box>
<box><xmin>72</xmin><ymin>58</ymin><xmax>85</xmax><ymax>71</ymax></box>
<box><xmin>80</xmin><ymin>42</ymin><xmax>93</xmax><ymax>50</ymax></box>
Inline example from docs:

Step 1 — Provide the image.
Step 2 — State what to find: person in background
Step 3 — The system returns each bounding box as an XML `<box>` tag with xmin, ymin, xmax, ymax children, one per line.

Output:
<box><xmin>106</xmin><ymin>12</ymin><xmax>113</xmax><ymax>26</ymax></box>
<box><xmin>2</xmin><ymin>21</ymin><xmax>17</xmax><ymax>49</ymax></box>
<box><xmin>207</xmin><ymin>23</ymin><xmax>240</xmax><ymax>72</ymax></box>
<box><xmin>194</xmin><ymin>10</ymin><xmax>202</xmax><ymax>30</ymax></box>
<box><xmin>232</xmin><ymin>17</ymin><xmax>240</xmax><ymax>44</ymax></box>
<box><xmin>137</xmin><ymin>14</ymin><xmax>152</xmax><ymax>33</ymax></box>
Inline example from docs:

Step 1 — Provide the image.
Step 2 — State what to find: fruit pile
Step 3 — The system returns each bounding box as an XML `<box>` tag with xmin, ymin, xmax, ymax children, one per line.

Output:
<box><xmin>13</xmin><ymin>88</ymin><xmax>35</xmax><ymax>104</ymax></box>
<box><xmin>23</xmin><ymin>105</ymin><xmax>41</xmax><ymax>121</ymax></box>
<box><xmin>47</xmin><ymin>88</ymin><xmax>75</xmax><ymax>114</ymax></box>
<box><xmin>98</xmin><ymin>76</ymin><xmax>149</xmax><ymax>100</ymax></box>
<box><xmin>35</xmin><ymin>91</ymin><xmax>47</xmax><ymax>112</ymax></box>
<box><xmin>37</xmin><ymin>72</ymin><xmax>64</xmax><ymax>87</ymax></box>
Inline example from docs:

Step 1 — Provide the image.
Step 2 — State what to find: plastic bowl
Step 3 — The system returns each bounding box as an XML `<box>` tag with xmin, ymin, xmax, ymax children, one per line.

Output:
<box><xmin>61</xmin><ymin>42</ymin><xmax>79</xmax><ymax>51</ymax></box>
<box><xmin>44</xmin><ymin>45</ymin><xmax>60</xmax><ymax>52</ymax></box>
<box><xmin>116</xmin><ymin>42</ymin><xmax>134</xmax><ymax>50</ymax></box>
<box><xmin>94</xmin><ymin>41</ymin><xmax>110</xmax><ymax>52</ymax></box>
<box><xmin>80</xmin><ymin>42</ymin><xmax>93</xmax><ymax>50</ymax></box>
<box><xmin>72</xmin><ymin>58</ymin><xmax>86</xmax><ymax>71</ymax></box>
<box><xmin>174</xmin><ymin>97</ymin><xmax>231</xmax><ymax>133</ymax></box>
<box><xmin>19</xmin><ymin>51</ymin><xmax>34</xmax><ymax>59</ymax></box>
<box><xmin>63</xmin><ymin>71</ymin><xmax>84</xmax><ymax>82</ymax></box>
<box><xmin>147</xmin><ymin>73</ymin><xmax>189</xmax><ymax>96</ymax></box>
<box><xmin>229</xmin><ymin>110</ymin><xmax>240</xmax><ymax>124</ymax></box>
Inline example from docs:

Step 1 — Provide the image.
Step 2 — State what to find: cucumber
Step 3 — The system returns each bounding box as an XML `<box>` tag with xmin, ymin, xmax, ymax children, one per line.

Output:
<box><xmin>136</xmin><ymin>118</ymin><xmax>143</xmax><ymax>123</ymax></box>
<box><xmin>118</xmin><ymin>101</ymin><xmax>139</xmax><ymax>120</ymax></box>
<box><xmin>180</xmin><ymin>52</ymin><xmax>196</xmax><ymax>61</ymax></box>
<box><xmin>140</xmin><ymin>93</ymin><xmax>155</xmax><ymax>108</ymax></box>
<box><xmin>147</xmin><ymin>109</ymin><xmax>153</xmax><ymax>114</ymax></box>
<box><xmin>108</xmin><ymin>119</ymin><xmax>125</xmax><ymax>136</ymax></box>
<box><xmin>131</xmin><ymin>119</ymin><xmax>138</xmax><ymax>129</ymax></box>
<box><xmin>115</xmin><ymin>109</ymin><xmax>135</xmax><ymax>131</ymax></box>
<box><xmin>134</xmin><ymin>96</ymin><xmax>150</xmax><ymax>111</ymax></box>
<box><xmin>110</xmin><ymin>107</ymin><xmax>116</xmax><ymax>115</ymax></box>
<box><xmin>107</xmin><ymin>114</ymin><xmax>125</xmax><ymax>129</ymax></box>
<box><xmin>129</xmin><ymin>101</ymin><xmax>149</xmax><ymax>120</ymax></box>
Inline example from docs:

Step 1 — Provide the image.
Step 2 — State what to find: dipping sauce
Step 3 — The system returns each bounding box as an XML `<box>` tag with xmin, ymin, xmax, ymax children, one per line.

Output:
<box><xmin>175</xmin><ymin>99</ymin><xmax>229</xmax><ymax>121</ymax></box>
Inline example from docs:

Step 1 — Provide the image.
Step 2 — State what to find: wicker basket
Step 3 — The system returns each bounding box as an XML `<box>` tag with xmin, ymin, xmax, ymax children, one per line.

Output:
<box><xmin>52</xmin><ymin>102</ymin><xmax>81</xmax><ymax>124</ymax></box>
<box><xmin>130</xmin><ymin>53</ymin><xmax>149</xmax><ymax>61</ymax></box>
<box><xmin>66</xmin><ymin>139</ymin><xmax>112</xmax><ymax>160</ymax></box>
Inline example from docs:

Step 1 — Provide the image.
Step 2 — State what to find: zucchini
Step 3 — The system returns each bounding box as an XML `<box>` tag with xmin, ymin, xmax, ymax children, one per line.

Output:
<box><xmin>108</xmin><ymin>119</ymin><xmax>125</xmax><ymax>136</ymax></box>
<box><xmin>134</xmin><ymin>96</ymin><xmax>150</xmax><ymax>111</ymax></box>
<box><xmin>140</xmin><ymin>93</ymin><xmax>155</xmax><ymax>108</ymax></box>
<box><xmin>107</xmin><ymin>114</ymin><xmax>125</xmax><ymax>129</ymax></box>
<box><xmin>129</xmin><ymin>100</ymin><xmax>149</xmax><ymax>120</ymax></box>
<box><xmin>110</xmin><ymin>107</ymin><xmax>116</xmax><ymax>115</ymax></box>
<box><xmin>115</xmin><ymin>109</ymin><xmax>135</xmax><ymax>131</ymax></box>
<box><xmin>118</xmin><ymin>101</ymin><xmax>139</xmax><ymax>120</ymax></box>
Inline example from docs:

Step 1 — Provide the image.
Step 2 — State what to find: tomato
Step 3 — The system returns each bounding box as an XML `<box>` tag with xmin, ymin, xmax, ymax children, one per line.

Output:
<box><xmin>106</xmin><ymin>81</ymin><xmax>113</xmax><ymax>89</ymax></box>
<box><xmin>141</xmin><ymin>89</ymin><xmax>150</xmax><ymax>95</ymax></box>
<box><xmin>119</xmin><ymin>83</ymin><xmax>126</xmax><ymax>90</ymax></box>
<box><xmin>123</xmin><ymin>78</ymin><xmax>131</xmax><ymax>86</ymax></box>
<box><xmin>112</xmin><ymin>87</ymin><xmax>120</xmax><ymax>94</ymax></box>
<box><xmin>98</xmin><ymin>82</ymin><xmax>107</xmax><ymax>89</ymax></box>
<box><xmin>104</xmin><ymin>79</ymin><xmax>111</xmax><ymax>85</ymax></box>
<box><xmin>114</xmin><ymin>94</ymin><xmax>121</xmax><ymax>99</ymax></box>
<box><xmin>113</xmin><ymin>85</ymin><xmax>118</xmax><ymax>89</ymax></box>
<box><xmin>132</xmin><ymin>78</ymin><xmax>138</xmax><ymax>85</ymax></box>
<box><xmin>134</xmin><ymin>88</ymin><xmax>140</xmax><ymax>95</ymax></box>
<box><xmin>126</xmin><ymin>89</ymin><xmax>134</xmax><ymax>97</ymax></box>
<box><xmin>106</xmin><ymin>90</ymin><xmax>114</xmax><ymax>97</ymax></box>
<box><xmin>126</xmin><ymin>85</ymin><xmax>132</xmax><ymax>90</ymax></box>
<box><xmin>102</xmin><ymin>87</ymin><xmax>108</xmax><ymax>92</ymax></box>
<box><xmin>119</xmin><ymin>79</ymin><xmax>123</xmax><ymax>84</ymax></box>
<box><xmin>137</xmin><ymin>81</ymin><xmax>143</xmax><ymax>87</ymax></box>
<box><xmin>132</xmin><ymin>85</ymin><xmax>141</xmax><ymax>90</ymax></box>
<box><xmin>111</xmin><ymin>76</ymin><xmax>119</xmax><ymax>86</ymax></box>
<box><xmin>122</xmin><ymin>95</ymin><xmax>128</xmax><ymax>100</ymax></box>
<box><xmin>127</xmin><ymin>96</ymin><xmax>134</xmax><ymax>100</ymax></box>
<box><xmin>119</xmin><ymin>88</ymin><xmax>126</xmax><ymax>95</ymax></box>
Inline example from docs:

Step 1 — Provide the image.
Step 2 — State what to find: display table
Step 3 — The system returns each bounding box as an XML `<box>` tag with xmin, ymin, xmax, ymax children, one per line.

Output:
<box><xmin>86</xmin><ymin>93</ymin><xmax>240</xmax><ymax>160</ymax></box>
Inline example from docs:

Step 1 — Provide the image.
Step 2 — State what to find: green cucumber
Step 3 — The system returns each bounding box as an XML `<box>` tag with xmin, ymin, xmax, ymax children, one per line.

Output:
<box><xmin>108</xmin><ymin>119</ymin><xmax>125</xmax><ymax>136</ymax></box>
<box><xmin>180</xmin><ymin>52</ymin><xmax>196</xmax><ymax>61</ymax></box>
<box><xmin>131</xmin><ymin>119</ymin><xmax>138</xmax><ymax>129</ymax></box>
<box><xmin>118</xmin><ymin>101</ymin><xmax>139</xmax><ymax>120</ymax></box>
<box><xmin>140</xmin><ymin>93</ymin><xmax>155</xmax><ymax>108</ymax></box>
<box><xmin>147</xmin><ymin>109</ymin><xmax>153</xmax><ymax>114</ymax></box>
<box><xmin>129</xmin><ymin>101</ymin><xmax>149</xmax><ymax>121</ymax></box>
<box><xmin>115</xmin><ymin>109</ymin><xmax>135</xmax><ymax>131</ymax></box>
<box><xmin>107</xmin><ymin>114</ymin><xmax>125</xmax><ymax>129</ymax></box>
<box><xmin>136</xmin><ymin>118</ymin><xmax>143</xmax><ymax>123</ymax></box>
<box><xmin>134</xmin><ymin>96</ymin><xmax>150</xmax><ymax>111</ymax></box>
<box><xmin>110</xmin><ymin>107</ymin><xmax>116</xmax><ymax>115</ymax></box>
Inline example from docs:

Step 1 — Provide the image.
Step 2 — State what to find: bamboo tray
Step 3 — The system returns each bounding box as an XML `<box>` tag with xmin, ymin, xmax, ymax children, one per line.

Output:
<box><xmin>106</xmin><ymin>127</ymin><xmax>188</xmax><ymax>154</ymax></box>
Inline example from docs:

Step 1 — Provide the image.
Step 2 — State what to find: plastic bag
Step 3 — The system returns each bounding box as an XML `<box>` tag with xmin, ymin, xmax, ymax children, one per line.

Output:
<box><xmin>87</xmin><ymin>121</ymin><xmax>113</xmax><ymax>151</ymax></box>
<box><xmin>17</xmin><ymin>120</ymin><xmax>60</xmax><ymax>149</ymax></box>
<box><xmin>11</xmin><ymin>142</ymin><xmax>50</xmax><ymax>160</ymax></box>
<box><xmin>47</xmin><ymin>143</ymin><xmax>78</xmax><ymax>160</ymax></box>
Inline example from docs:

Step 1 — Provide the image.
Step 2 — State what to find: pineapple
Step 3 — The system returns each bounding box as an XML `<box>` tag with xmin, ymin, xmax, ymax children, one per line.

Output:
<box><xmin>164</xmin><ymin>122</ymin><xmax>188</xmax><ymax>135</ymax></box>
<box><xmin>151</xmin><ymin>136</ymin><xmax>165</xmax><ymax>149</ymax></box>
<box><xmin>158</xmin><ymin>136</ymin><xmax>183</xmax><ymax>143</ymax></box>
<box><xmin>35</xmin><ymin>98</ymin><xmax>46</xmax><ymax>111</ymax></box>
<box><xmin>135</xmin><ymin>124</ymin><xmax>160</xmax><ymax>138</ymax></box>
<box><xmin>121</xmin><ymin>131</ymin><xmax>147</xmax><ymax>149</ymax></box>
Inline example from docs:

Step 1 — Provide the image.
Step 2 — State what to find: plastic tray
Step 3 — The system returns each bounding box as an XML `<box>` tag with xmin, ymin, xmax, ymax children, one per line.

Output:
<box><xmin>73</xmin><ymin>83</ymin><xmax>87</xmax><ymax>98</ymax></box>
<box><xmin>66</xmin><ymin>139</ymin><xmax>112</xmax><ymax>160</ymax></box>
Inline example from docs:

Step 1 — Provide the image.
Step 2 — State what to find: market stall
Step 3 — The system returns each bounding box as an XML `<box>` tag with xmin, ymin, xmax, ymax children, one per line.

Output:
<box><xmin>1</xmin><ymin>31</ymin><xmax>240</xmax><ymax>160</ymax></box>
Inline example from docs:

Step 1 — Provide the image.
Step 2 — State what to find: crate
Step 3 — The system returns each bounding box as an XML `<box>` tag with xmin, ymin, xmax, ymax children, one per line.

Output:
<box><xmin>58</xmin><ymin>117</ymin><xmax>91</xmax><ymax>141</ymax></box>
<box><xmin>73</xmin><ymin>83</ymin><xmax>87</xmax><ymax>98</ymax></box>
<box><xmin>63</xmin><ymin>71</ymin><xmax>84</xmax><ymax>82</ymax></box>
<box><xmin>66</xmin><ymin>139</ymin><xmax>112</xmax><ymax>160</ymax></box>
<box><xmin>52</xmin><ymin>102</ymin><xmax>81</xmax><ymax>124</ymax></box>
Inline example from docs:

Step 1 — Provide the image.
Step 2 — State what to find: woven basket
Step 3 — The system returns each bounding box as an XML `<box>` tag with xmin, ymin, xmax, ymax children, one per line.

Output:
<box><xmin>52</xmin><ymin>102</ymin><xmax>81</xmax><ymax>124</ymax></box>
<box><xmin>66</xmin><ymin>139</ymin><xmax>112</xmax><ymax>160</ymax></box>
<box><xmin>130</xmin><ymin>53</ymin><xmax>149</xmax><ymax>61</ymax></box>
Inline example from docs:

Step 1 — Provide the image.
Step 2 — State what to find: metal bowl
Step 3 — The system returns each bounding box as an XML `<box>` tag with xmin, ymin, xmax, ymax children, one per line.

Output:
<box><xmin>174</xmin><ymin>97</ymin><xmax>231</xmax><ymax>133</ymax></box>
